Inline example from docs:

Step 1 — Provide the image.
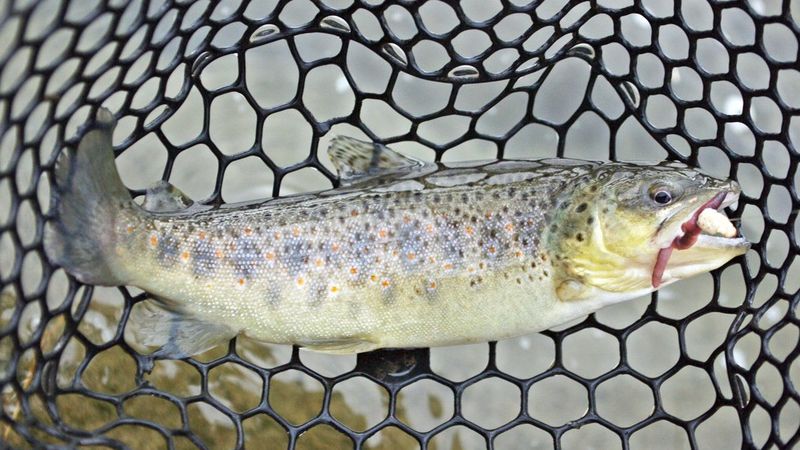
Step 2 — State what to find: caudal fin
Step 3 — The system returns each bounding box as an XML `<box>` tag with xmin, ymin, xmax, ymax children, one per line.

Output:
<box><xmin>46</xmin><ymin>108</ymin><xmax>132</xmax><ymax>285</ymax></box>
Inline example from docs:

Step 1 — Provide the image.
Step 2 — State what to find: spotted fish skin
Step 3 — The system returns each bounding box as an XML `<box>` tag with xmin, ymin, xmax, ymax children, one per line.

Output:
<box><xmin>47</xmin><ymin>111</ymin><xmax>749</xmax><ymax>356</ymax></box>
<box><xmin>113</xmin><ymin>160</ymin><xmax>577</xmax><ymax>352</ymax></box>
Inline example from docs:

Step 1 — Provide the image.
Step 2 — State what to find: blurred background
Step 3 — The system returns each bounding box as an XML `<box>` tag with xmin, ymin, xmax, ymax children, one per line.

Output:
<box><xmin>0</xmin><ymin>0</ymin><xmax>798</xmax><ymax>448</ymax></box>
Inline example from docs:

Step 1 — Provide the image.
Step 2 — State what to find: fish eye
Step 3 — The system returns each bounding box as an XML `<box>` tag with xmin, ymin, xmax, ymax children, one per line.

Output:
<box><xmin>652</xmin><ymin>190</ymin><xmax>673</xmax><ymax>205</ymax></box>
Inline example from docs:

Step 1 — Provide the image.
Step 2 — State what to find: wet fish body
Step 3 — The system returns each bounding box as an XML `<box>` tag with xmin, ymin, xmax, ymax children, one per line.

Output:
<box><xmin>46</xmin><ymin>110</ymin><xmax>749</xmax><ymax>355</ymax></box>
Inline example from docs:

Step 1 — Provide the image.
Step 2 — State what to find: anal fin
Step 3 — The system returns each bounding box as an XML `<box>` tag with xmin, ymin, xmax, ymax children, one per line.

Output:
<box><xmin>127</xmin><ymin>299</ymin><xmax>237</xmax><ymax>359</ymax></box>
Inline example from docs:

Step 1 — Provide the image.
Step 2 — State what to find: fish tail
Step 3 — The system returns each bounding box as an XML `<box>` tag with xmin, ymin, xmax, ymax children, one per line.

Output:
<box><xmin>46</xmin><ymin>108</ymin><xmax>133</xmax><ymax>286</ymax></box>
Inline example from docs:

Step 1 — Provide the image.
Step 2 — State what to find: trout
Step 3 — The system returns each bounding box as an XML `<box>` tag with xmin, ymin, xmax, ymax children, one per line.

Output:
<box><xmin>46</xmin><ymin>110</ymin><xmax>750</xmax><ymax>356</ymax></box>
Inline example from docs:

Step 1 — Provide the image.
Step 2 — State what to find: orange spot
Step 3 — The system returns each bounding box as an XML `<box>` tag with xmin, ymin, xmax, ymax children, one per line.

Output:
<box><xmin>403</xmin><ymin>215</ymin><xmax>411</xmax><ymax>224</ymax></box>
<box><xmin>198</xmin><ymin>231</ymin><xmax>207</xmax><ymax>240</ymax></box>
<box><xmin>274</xmin><ymin>232</ymin><xmax>282</xmax><ymax>240</ymax></box>
<box><xmin>485</xmin><ymin>212</ymin><xmax>493</xmax><ymax>219</ymax></box>
<box><xmin>330</xmin><ymin>285</ymin><xmax>340</xmax><ymax>294</ymax></box>
<box><xmin>315</xmin><ymin>258</ymin><xmax>324</xmax><ymax>267</ymax></box>
<box><xmin>296</xmin><ymin>276</ymin><xmax>305</xmax><ymax>287</ymax></box>
<box><xmin>426</xmin><ymin>224</ymin><xmax>435</xmax><ymax>234</ymax></box>
<box><xmin>465</xmin><ymin>226</ymin><xmax>474</xmax><ymax>236</ymax></box>
<box><xmin>180</xmin><ymin>251</ymin><xmax>190</xmax><ymax>262</ymax></box>
<box><xmin>488</xmin><ymin>245</ymin><xmax>497</xmax><ymax>254</ymax></box>
<box><xmin>505</xmin><ymin>223</ymin><xmax>514</xmax><ymax>232</ymax></box>
<box><xmin>515</xmin><ymin>250</ymin><xmax>523</xmax><ymax>258</ymax></box>
<box><xmin>331</xmin><ymin>243</ymin><xmax>341</xmax><ymax>252</ymax></box>
<box><xmin>265</xmin><ymin>251</ymin><xmax>276</xmax><ymax>261</ymax></box>
<box><xmin>428</xmin><ymin>281</ymin><xmax>437</xmax><ymax>289</ymax></box>
<box><xmin>443</xmin><ymin>263</ymin><xmax>454</xmax><ymax>270</ymax></box>
<box><xmin>149</xmin><ymin>234</ymin><xmax>158</xmax><ymax>247</ymax></box>
<box><xmin>392</xmin><ymin>250</ymin><xmax>399</xmax><ymax>257</ymax></box>
<box><xmin>244</xmin><ymin>226</ymin><xmax>253</xmax><ymax>236</ymax></box>
<box><xmin>370</xmin><ymin>274</ymin><xmax>379</xmax><ymax>282</ymax></box>
<box><xmin>407</xmin><ymin>252</ymin><xmax>416</xmax><ymax>261</ymax></box>
<box><xmin>380</xmin><ymin>279</ymin><xmax>391</xmax><ymax>289</ymax></box>
<box><xmin>428</xmin><ymin>256</ymin><xmax>436</xmax><ymax>264</ymax></box>
<box><xmin>350</xmin><ymin>267</ymin><xmax>358</xmax><ymax>275</ymax></box>
<box><xmin>126</xmin><ymin>225</ymin><xmax>134</xmax><ymax>234</ymax></box>
<box><xmin>378</xmin><ymin>229</ymin><xmax>388</xmax><ymax>239</ymax></box>
<box><xmin>215</xmin><ymin>248</ymin><xmax>224</xmax><ymax>258</ymax></box>
<box><xmin>238</xmin><ymin>278</ymin><xmax>246</xmax><ymax>286</ymax></box>
<box><xmin>292</xmin><ymin>227</ymin><xmax>301</xmax><ymax>237</ymax></box>
<box><xmin>351</xmin><ymin>210</ymin><xmax>359</xmax><ymax>217</ymax></box>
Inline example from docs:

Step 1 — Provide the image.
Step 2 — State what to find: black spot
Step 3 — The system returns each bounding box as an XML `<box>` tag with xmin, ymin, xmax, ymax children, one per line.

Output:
<box><xmin>576</xmin><ymin>233</ymin><xmax>584</xmax><ymax>242</ymax></box>
<box><xmin>516</xmin><ymin>278</ymin><xmax>522</xmax><ymax>284</ymax></box>
<box><xmin>576</xmin><ymin>203</ymin><xmax>587</xmax><ymax>213</ymax></box>
<box><xmin>587</xmin><ymin>217</ymin><xmax>594</xmax><ymax>225</ymax></box>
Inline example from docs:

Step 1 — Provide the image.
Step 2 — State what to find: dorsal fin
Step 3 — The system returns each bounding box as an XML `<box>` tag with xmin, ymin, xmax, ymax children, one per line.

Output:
<box><xmin>143</xmin><ymin>180</ymin><xmax>194</xmax><ymax>212</ymax></box>
<box><xmin>328</xmin><ymin>136</ymin><xmax>423</xmax><ymax>184</ymax></box>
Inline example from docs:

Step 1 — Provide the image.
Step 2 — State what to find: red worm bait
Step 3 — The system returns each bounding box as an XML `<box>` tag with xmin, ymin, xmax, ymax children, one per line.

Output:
<box><xmin>651</xmin><ymin>192</ymin><xmax>727</xmax><ymax>288</ymax></box>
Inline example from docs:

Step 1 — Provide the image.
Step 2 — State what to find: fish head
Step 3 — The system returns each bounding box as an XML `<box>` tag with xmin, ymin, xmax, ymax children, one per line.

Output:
<box><xmin>551</xmin><ymin>162</ymin><xmax>750</xmax><ymax>303</ymax></box>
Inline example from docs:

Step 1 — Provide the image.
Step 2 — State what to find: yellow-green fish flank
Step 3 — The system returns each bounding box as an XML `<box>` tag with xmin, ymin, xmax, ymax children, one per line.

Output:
<box><xmin>46</xmin><ymin>110</ymin><xmax>750</xmax><ymax>356</ymax></box>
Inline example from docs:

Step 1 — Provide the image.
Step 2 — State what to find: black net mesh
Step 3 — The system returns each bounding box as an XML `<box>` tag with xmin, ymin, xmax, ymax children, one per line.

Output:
<box><xmin>0</xmin><ymin>0</ymin><xmax>798</xmax><ymax>448</ymax></box>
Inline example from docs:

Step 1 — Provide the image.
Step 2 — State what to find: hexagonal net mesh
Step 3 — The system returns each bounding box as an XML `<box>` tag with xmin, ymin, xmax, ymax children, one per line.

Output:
<box><xmin>0</xmin><ymin>0</ymin><xmax>798</xmax><ymax>448</ymax></box>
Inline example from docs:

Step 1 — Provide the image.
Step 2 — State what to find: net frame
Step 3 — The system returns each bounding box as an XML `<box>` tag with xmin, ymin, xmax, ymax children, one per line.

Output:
<box><xmin>0</xmin><ymin>0</ymin><xmax>798</xmax><ymax>448</ymax></box>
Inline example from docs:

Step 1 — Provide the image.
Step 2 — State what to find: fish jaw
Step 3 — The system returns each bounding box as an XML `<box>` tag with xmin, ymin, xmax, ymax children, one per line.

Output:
<box><xmin>651</xmin><ymin>182</ymin><xmax>750</xmax><ymax>287</ymax></box>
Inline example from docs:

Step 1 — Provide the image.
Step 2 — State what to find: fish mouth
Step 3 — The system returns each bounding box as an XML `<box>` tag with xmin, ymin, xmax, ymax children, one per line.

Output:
<box><xmin>652</xmin><ymin>184</ymin><xmax>750</xmax><ymax>288</ymax></box>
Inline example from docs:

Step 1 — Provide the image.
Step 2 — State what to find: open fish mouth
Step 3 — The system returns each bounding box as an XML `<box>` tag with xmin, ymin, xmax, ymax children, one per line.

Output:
<box><xmin>652</xmin><ymin>187</ymin><xmax>749</xmax><ymax>288</ymax></box>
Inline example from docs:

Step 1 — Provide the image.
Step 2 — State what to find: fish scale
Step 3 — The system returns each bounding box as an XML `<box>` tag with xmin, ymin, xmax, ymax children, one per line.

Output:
<box><xmin>46</xmin><ymin>109</ymin><xmax>749</xmax><ymax>356</ymax></box>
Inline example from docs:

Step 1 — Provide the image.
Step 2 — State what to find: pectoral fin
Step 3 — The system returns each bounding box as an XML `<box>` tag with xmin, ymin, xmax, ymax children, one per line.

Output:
<box><xmin>127</xmin><ymin>299</ymin><xmax>237</xmax><ymax>359</ymax></box>
<box><xmin>142</xmin><ymin>180</ymin><xmax>194</xmax><ymax>213</ymax></box>
<box><xmin>328</xmin><ymin>136</ymin><xmax>424</xmax><ymax>185</ymax></box>
<box><xmin>297</xmin><ymin>337</ymin><xmax>378</xmax><ymax>354</ymax></box>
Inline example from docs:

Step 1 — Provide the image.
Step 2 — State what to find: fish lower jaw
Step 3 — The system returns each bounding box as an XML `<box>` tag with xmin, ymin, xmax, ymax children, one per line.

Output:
<box><xmin>693</xmin><ymin>233</ymin><xmax>750</xmax><ymax>250</ymax></box>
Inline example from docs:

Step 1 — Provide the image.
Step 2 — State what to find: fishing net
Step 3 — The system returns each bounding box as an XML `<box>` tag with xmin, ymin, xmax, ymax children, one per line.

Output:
<box><xmin>0</xmin><ymin>0</ymin><xmax>798</xmax><ymax>448</ymax></box>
